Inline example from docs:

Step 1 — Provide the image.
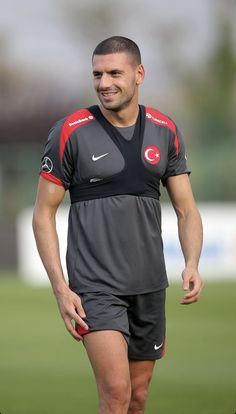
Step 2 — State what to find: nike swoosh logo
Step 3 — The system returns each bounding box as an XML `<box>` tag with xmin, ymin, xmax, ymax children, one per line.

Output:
<box><xmin>154</xmin><ymin>343</ymin><xmax>163</xmax><ymax>351</ymax></box>
<box><xmin>92</xmin><ymin>153</ymin><xmax>109</xmax><ymax>161</ymax></box>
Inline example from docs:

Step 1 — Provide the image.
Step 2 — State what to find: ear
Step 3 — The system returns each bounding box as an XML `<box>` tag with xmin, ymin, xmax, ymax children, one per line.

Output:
<box><xmin>136</xmin><ymin>64</ymin><xmax>145</xmax><ymax>85</ymax></box>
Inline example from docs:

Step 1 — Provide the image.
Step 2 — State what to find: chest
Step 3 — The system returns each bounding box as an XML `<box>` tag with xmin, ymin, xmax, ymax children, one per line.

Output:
<box><xmin>71</xmin><ymin>118</ymin><xmax>171</xmax><ymax>184</ymax></box>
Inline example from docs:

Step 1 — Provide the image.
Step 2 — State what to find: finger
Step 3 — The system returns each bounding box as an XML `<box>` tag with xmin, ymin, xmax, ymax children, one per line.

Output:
<box><xmin>182</xmin><ymin>279</ymin><xmax>190</xmax><ymax>291</ymax></box>
<box><xmin>183</xmin><ymin>287</ymin><xmax>200</xmax><ymax>299</ymax></box>
<box><xmin>64</xmin><ymin>317</ymin><xmax>83</xmax><ymax>341</ymax></box>
<box><xmin>71</xmin><ymin>311</ymin><xmax>89</xmax><ymax>331</ymax></box>
<box><xmin>181</xmin><ymin>297</ymin><xmax>198</xmax><ymax>305</ymax></box>
<box><xmin>181</xmin><ymin>293</ymin><xmax>200</xmax><ymax>304</ymax></box>
<box><xmin>183</xmin><ymin>278</ymin><xmax>203</xmax><ymax>297</ymax></box>
<box><xmin>188</xmin><ymin>280</ymin><xmax>204</xmax><ymax>297</ymax></box>
<box><xmin>75</xmin><ymin>298</ymin><xmax>86</xmax><ymax>319</ymax></box>
<box><xmin>181</xmin><ymin>284</ymin><xmax>203</xmax><ymax>304</ymax></box>
<box><xmin>184</xmin><ymin>292</ymin><xmax>200</xmax><ymax>303</ymax></box>
<box><xmin>181</xmin><ymin>291</ymin><xmax>196</xmax><ymax>303</ymax></box>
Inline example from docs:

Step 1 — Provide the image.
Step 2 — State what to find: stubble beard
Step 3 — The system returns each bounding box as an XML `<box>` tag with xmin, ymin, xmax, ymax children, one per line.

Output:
<box><xmin>98</xmin><ymin>81</ymin><xmax>136</xmax><ymax>113</ymax></box>
<box><xmin>101</xmin><ymin>94</ymin><xmax>134</xmax><ymax>113</ymax></box>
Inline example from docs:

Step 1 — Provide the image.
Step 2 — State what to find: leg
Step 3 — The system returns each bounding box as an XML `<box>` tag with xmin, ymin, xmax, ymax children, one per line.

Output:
<box><xmin>84</xmin><ymin>330</ymin><xmax>131</xmax><ymax>414</ymax></box>
<box><xmin>126</xmin><ymin>290</ymin><xmax>166</xmax><ymax>412</ymax></box>
<box><xmin>128</xmin><ymin>360</ymin><xmax>155</xmax><ymax>414</ymax></box>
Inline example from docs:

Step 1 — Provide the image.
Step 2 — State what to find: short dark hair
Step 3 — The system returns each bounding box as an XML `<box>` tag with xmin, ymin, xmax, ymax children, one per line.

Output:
<box><xmin>92</xmin><ymin>36</ymin><xmax>141</xmax><ymax>65</ymax></box>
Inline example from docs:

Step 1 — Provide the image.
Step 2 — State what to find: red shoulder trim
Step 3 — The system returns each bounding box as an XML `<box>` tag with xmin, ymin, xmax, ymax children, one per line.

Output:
<box><xmin>59</xmin><ymin>108</ymin><xmax>95</xmax><ymax>160</ymax></box>
<box><xmin>145</xmin><ymin>106</ymin><xmax>176</xmax><ymax>133</ymax></box>
<box><xmin>145</xmin><ymin>106</ymin><xmax>179</xmax><ymax>155</ymax></box>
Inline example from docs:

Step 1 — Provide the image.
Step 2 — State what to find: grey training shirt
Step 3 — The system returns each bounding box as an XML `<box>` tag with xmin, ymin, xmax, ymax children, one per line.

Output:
<box><xmin>40</xmin><ymin>105</ymin><xmax>190</xmax><ymax>295</ymax></box>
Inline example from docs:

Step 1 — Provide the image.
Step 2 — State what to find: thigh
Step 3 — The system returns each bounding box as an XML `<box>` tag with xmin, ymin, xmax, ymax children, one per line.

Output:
<box><xmin>83</xmin><ymin>330</ymin><xmax>130</xmax><ymax>386</ymax></box>
<box><xmin>128</xmin><ymin>289</ymin><xmax>166</xmax><ymax>360</ymax></box>
<box><xmin>129</xmin><ymin>360</ymin><xmax>156</xmax><ymax>389</ymax></box>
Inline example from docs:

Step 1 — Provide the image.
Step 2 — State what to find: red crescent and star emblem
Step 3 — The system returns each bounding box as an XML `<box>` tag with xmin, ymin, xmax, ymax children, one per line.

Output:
<box><xmin>144</xmin><ymin>145</ymin><xmax>161</xmax><ymax>165</ymax></box>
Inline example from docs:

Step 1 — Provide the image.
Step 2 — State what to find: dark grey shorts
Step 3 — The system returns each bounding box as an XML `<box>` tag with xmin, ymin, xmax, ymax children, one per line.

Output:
<box><xmin>76</xmin><ymin>289</ymin><xmax>166</xmax><ymax>360</ymax></box>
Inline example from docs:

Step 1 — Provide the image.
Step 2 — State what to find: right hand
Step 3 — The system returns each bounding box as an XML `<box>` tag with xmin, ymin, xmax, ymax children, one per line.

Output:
<box><xmin>55</xmin><ymin>286</ymin><xmax>89</xmax><ymax>341</ymax></box>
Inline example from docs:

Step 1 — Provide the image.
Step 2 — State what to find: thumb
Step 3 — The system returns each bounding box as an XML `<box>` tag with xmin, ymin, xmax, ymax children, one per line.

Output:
<box><xmin>182</xmin><ymin>274</ymin><xmax>190</xmax><ymax>291</ymax></box>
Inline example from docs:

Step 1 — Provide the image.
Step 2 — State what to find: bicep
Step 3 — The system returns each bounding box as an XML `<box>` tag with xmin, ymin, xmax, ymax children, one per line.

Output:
<box><xmin>34</xmin><ymin>176</ymin><xmax>66</xmax><ymax>217</ymax></box>
<box><xmin>166</xmin><ymin>174</ymin><xmax>196</xmax><ymax>216</ymax></box>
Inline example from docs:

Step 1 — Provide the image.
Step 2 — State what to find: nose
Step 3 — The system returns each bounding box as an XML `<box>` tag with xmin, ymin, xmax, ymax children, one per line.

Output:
<box><xmin>98</xmin><ymin>73</ymin><xmax>112</xmax><ymax>90</ymax></box>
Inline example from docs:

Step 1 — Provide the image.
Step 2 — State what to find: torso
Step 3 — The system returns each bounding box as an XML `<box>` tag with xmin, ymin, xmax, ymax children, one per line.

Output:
<box><xmin>40</xmin><ymin>104</ymin><xmax>189</xmax><ymax>294</ymax></box>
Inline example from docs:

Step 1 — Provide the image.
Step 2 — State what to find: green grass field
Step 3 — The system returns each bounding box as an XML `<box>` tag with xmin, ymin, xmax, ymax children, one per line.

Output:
<box><xmin>0</xmin><ymin>275</ymin><xmax>235</xmax><ymax>414</ymax></box>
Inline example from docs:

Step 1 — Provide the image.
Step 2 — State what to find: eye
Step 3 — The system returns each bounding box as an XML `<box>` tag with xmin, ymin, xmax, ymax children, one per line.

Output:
<box><xmin>111</xmin><ymin>71</ymin><xmax>122</xmax><ymax>77</ymax></box>
<box><xmin>93</xmin><ymin>72</ymin><xmax>102</xmax><ymax>79</ymax></box>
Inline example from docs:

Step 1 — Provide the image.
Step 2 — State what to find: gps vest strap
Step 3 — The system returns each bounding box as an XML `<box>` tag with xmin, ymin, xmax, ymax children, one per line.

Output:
<box><xmin>69</xmin><ymin>105</ymin><xmax>160</xmax><ymax>203</ymax></box>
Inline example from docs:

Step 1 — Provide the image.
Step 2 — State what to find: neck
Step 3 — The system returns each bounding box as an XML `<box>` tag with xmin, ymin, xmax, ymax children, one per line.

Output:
<box><xmin>99</xmin><ymin>103</ymin><xmax>139</xmax><ymax>127</ymax></box>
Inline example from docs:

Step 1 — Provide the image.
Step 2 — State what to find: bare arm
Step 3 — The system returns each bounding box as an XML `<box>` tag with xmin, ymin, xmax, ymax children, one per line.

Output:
<box><xmin>166</xmin><ymin>174</ymin><xmax>204</xmax><ymax>304</ymax></box>
<box><xmin>32</xmin><ymin>177</ymin><xmax>88</xmax><ymax>339</ymax></box>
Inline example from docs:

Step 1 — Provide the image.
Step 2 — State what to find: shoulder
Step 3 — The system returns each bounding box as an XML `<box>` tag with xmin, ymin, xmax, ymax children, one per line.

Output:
<box><xmin>50</xmin><ymin>108</ymin><xmax>95</xmax><ymax>160</ymax></box>
<box><xmin>51</xmin><ymin>108</ymin><xmax>95</xmax><ymax>135</ymax></box>
<box><xmin>145</xmin><ymin>106</ymin><xmax>177</xmax><ymax>135</ymax></box>
<box><xmin>62</xmin><ymin>108</ymin><xmax>95</xmax><ymax>129</ymax></box>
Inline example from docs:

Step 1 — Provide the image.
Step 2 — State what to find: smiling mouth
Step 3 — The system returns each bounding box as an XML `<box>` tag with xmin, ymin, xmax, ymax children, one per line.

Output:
<box><xmin>100</xmin><ymin>91</ymin><xmax>118</xmax><ymax>97</ymax></box>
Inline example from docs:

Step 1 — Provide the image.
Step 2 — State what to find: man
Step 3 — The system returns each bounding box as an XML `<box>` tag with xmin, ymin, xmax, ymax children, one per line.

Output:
<box><xmin>33</xmin><ymin>36</ymin><xmax>204</xmax><ymax>414</ymax></box>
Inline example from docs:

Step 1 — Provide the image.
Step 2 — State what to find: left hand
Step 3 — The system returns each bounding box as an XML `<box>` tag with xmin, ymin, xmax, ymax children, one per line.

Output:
<box><xmin>180</xmin><ymin>267</ymin><xmax>204</xmax><ymax>305</ymax></box>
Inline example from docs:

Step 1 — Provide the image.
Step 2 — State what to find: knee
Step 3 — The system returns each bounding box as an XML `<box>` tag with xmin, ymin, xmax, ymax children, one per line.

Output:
<box><xmin>100</xmin><ymin>378</ymin><xmax>131</xmax><ymax>407</ymax></box>
<box><xmin>107</xmin><ymin>379</ymin><xmax>131</xmax><ymax>404</ymax></box>
<box><xmin>129</xmin><ymin>387</ymin><xmax>148</xmax><ymax>412</ymax></box>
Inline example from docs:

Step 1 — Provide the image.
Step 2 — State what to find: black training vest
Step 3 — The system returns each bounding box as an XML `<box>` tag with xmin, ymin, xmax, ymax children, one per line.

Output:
<box><xmin>69</xmin><ymin>105</ymin><xmax>160</xmax><ymax>203</ymax></box>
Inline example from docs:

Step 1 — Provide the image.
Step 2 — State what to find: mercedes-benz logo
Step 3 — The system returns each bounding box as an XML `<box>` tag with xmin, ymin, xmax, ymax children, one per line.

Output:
<box><xmin>41</xmin><ymin>157</ymin><xmax>53</xmax><ymax>173</ymax></box>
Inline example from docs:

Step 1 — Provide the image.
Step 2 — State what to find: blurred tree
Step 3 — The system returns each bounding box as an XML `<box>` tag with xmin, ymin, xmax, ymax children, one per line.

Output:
<box><xmin>185</xmin><ymin>17</ymin><xmax>236</xmax><ymax>148</ymax></box>
<box><xmin>182</xmin><ymin>10</ymin><xmax>236</xmax><ymax>200</ymax></box>
<box><xmin>62</xmin><ymin>0</ymin><xmax>121</xmax><ymax>42</ymax></box>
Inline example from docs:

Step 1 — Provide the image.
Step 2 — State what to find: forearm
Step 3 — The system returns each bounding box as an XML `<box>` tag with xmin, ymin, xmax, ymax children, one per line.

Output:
<box><xmin>166</xmin><ymin>175</ymin><xmax>204</xmax><ymax>303</ymax></box>
<box><xmin>32</xmin><ymin>209</ymin><xmax>68</xmax><ymax>296</ymax></box>
<box><xmin>177</xmin><ymin>207</ymin><xmax>203</xmax><ymax>269</ymax></box>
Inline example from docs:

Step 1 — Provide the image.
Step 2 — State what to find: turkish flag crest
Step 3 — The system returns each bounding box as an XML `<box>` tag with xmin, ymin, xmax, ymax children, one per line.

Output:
<box><xmin>144</xmin><ymin>145</ymin><xmax>161</xmax><ymax>165</ymax></box>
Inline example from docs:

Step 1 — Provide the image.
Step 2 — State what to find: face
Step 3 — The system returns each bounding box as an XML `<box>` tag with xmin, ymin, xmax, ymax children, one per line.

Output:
<box><xmin>92</xmin><ymin>52</ymin><xmax>144</xmax><ymax>112</ymax></box>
